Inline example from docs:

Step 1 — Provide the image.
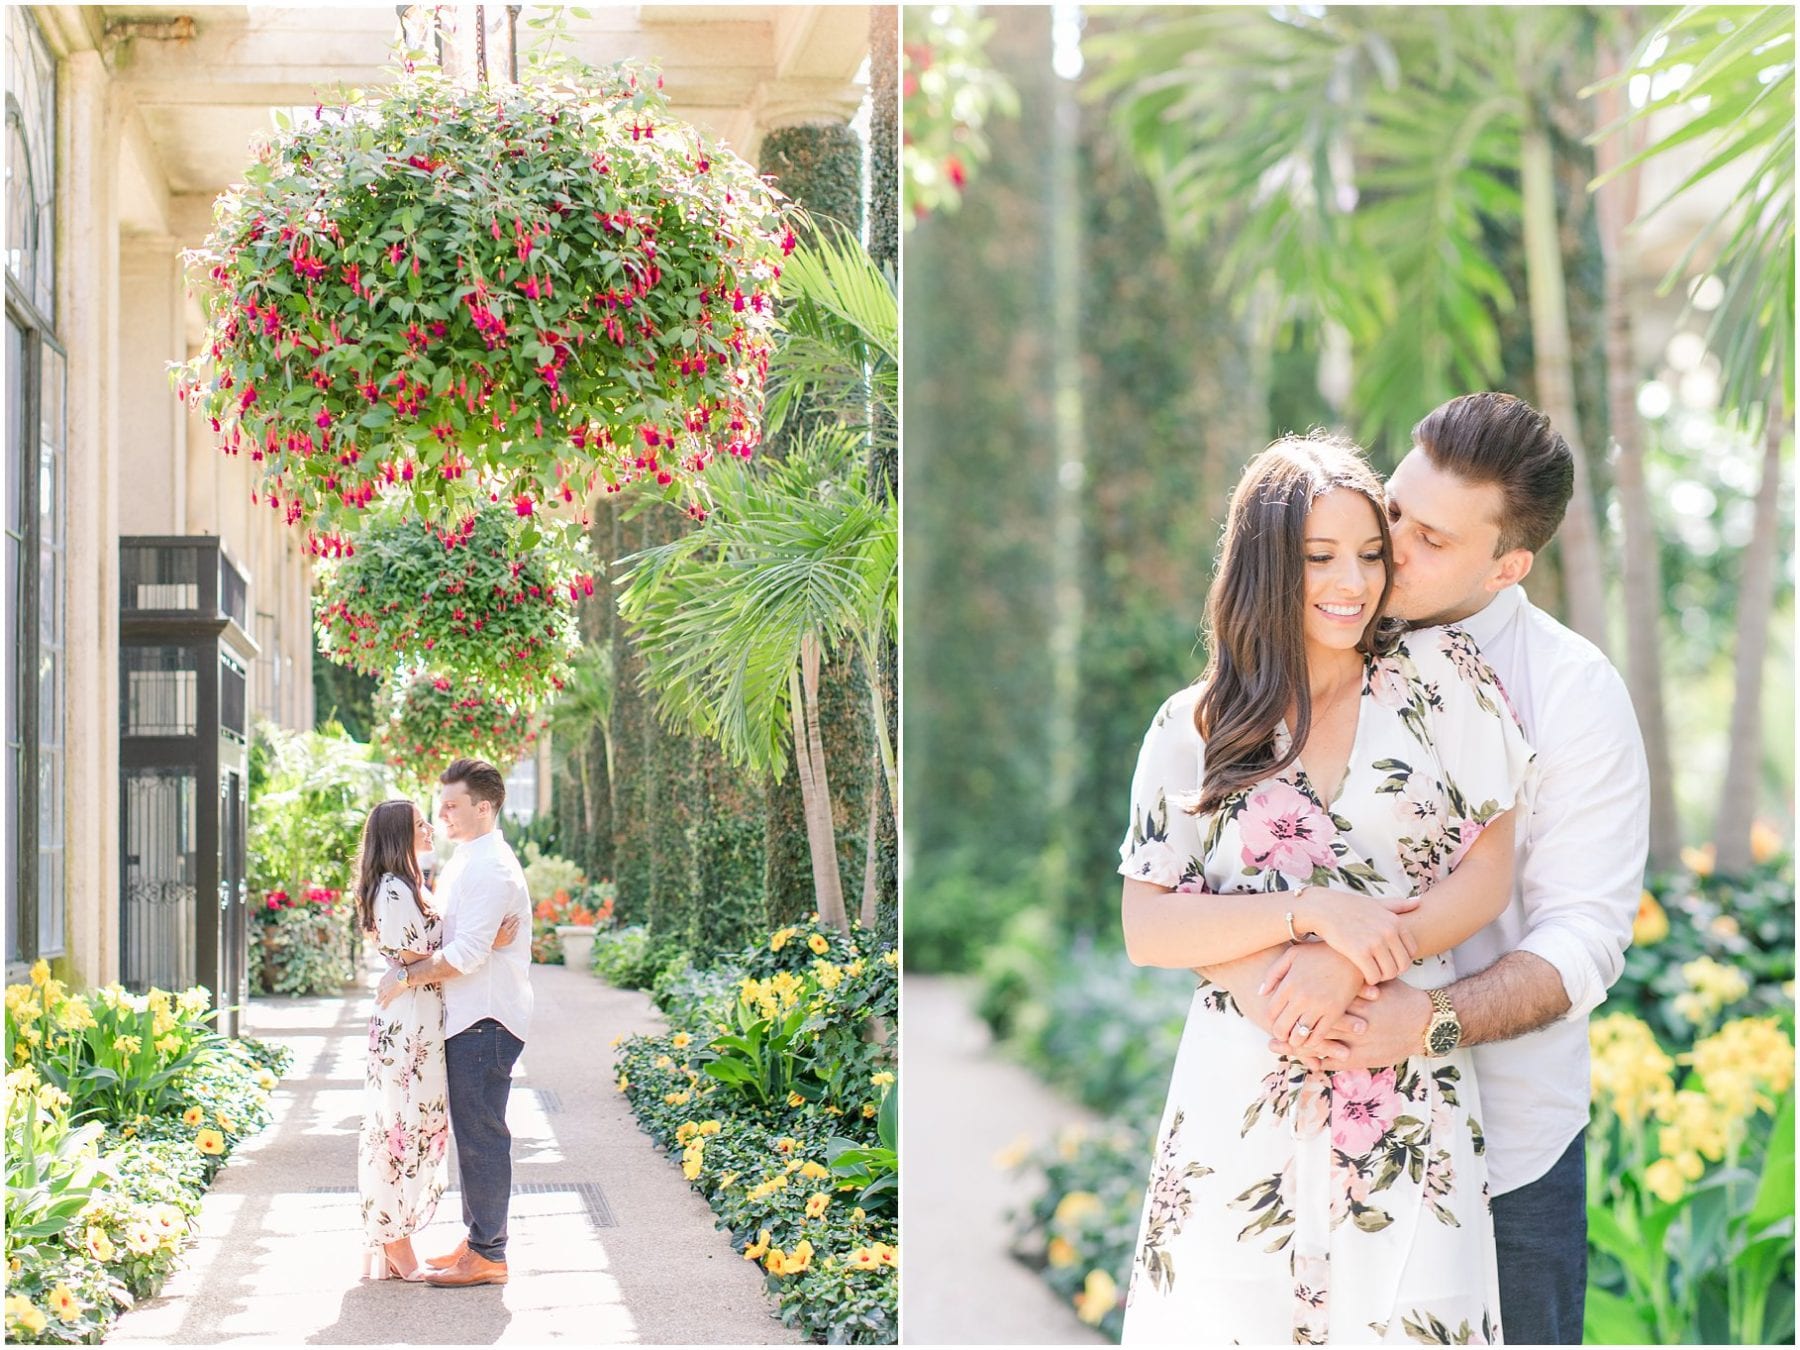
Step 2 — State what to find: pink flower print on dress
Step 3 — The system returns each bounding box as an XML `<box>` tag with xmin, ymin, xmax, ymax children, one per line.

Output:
<box><xmin>1445</xmin><ymin>818</ymin><xmax>1486</xmax><ymax>872</ymax></box>
<box><xmin>1367</xmin><ymin>655</ymin><xmax>1412</xmax><ymax>711</ymax></box>
<box><xmin>387</xmin><ymin>1119</ymin><xmax>409</xmax><ymax>1160</ymax></box>
<box><xmin>1239</xmin><ymin>781</ymin><xmax>1337</xmax><ymax>880</ymax></box>
<box><xmin>1329</xmin><ymin>1067</ymin><xmax>1402</xmax><ymax>1156</ymax></box>
<box><xmin>428</xmin><ymin>1121</ymin><xmax>448</xmax><ymax>1161</ymax></box>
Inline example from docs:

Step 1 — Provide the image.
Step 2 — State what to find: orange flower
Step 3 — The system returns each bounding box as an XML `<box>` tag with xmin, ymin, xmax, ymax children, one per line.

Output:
<box><xmin>195</xmin><ymin>1128</ymin><xmax>226</xmax><ymax>1155</ymax></box>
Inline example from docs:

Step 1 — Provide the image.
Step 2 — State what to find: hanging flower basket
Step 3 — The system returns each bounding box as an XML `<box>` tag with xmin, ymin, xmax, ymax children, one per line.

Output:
<box><xmin>174</xmin><ymin>63</ymin><xmax>793</xmax><ymax>539</ymax></box>
<box><xmin>313</xmin><ymin>495</ymin><xmax>591</xmax><ymax>705</ymax></box>
<box><xmin>375</xmin><ymin>669</ymin><xmax>541</xmax><ymax>775</ymax></box>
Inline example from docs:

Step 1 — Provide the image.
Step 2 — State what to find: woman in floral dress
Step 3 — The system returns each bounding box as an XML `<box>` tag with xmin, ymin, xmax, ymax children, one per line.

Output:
<box><xmin>1117</xmin><ymin>436</ymin><xmax>1533</xmax><ymax>1345</ymax></box>
<box><xmin>353</xmin><ymin>799</ymin><xmax>515</xmax><ymax>1281</ymax></box>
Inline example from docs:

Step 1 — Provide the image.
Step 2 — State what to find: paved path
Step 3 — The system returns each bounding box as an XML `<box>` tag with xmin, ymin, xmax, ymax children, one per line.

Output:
<box><xmin>111</xmin><ymin>962</ymin><xmax>800</xmax><ymax>1346</ymax></box>
<box><xmin>900</xmin><ymin>976</ymin><xmax>1108</xmax><ymax>1346</ymax></box>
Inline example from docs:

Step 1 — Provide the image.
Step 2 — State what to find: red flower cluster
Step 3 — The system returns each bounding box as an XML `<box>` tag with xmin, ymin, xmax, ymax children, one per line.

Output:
<box><xmin>173</xmin><ymin>63</ymin><xmax>791</xmax><ymax>536</ymax></box>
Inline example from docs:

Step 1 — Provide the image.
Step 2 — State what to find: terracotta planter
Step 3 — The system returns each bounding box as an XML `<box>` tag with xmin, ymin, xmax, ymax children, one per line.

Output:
<box><xmin>555</xmin><ymin>924</ymin><xmax>598</xmax><ymax>969</ymax></box>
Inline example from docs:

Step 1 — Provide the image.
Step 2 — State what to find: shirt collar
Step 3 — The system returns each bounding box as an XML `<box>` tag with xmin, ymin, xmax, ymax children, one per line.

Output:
<box><xmin>1455</xmin><ymin>582</ymin><xmax>1527</xmax><ymax>650</ymax></box>
<box><xmin>458</xmin><ymin>827</ymin><xmax>505</xmax><ymax>855</ymax></box>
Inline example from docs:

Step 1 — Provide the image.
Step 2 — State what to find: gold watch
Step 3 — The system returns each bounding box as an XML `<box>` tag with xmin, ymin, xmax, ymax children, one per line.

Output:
<box><xmin>1423</xmin><ymin>988</ymin><xmax>1462</xmax><ymax>1057</ymax></box>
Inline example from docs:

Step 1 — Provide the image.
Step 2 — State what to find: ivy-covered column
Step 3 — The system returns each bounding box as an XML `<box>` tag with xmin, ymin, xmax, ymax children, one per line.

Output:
<box><xmin>755</xmin><ymin>98</ymin><xmax>872</xmax><ymax>928</ymax></box>
<box><xmin>867</xmin><ymin>8</ymin><xmax>901</xmax><ymax>940</ymax></box>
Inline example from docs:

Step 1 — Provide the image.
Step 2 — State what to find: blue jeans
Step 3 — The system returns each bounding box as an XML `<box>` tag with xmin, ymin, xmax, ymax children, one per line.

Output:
<box><xmin>445</xmin><ymin>1018</ymin><xmax>523</xmax><ymax>1262</ymax></box>
<box><xmin>1491</xmin><ymin>1127</ymin><xmax>1587</xmax><ymax>1344</ymax></box>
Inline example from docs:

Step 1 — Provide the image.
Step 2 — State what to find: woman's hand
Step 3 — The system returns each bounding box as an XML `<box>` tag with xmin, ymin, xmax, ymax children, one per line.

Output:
<box><xmin>1260</xmin><ymin>942</ymin><xmax>1379</xmax><ymax>1056</ymax></box>
<box><xmin>492</xmin><ymin>913</ymin><xmax>522</xmax><ymax>950</ymax></box>
<box><xmin>1296</xmin><ymin>887</ymin><xmax>1420</xmax><ymax>985</ymax></box>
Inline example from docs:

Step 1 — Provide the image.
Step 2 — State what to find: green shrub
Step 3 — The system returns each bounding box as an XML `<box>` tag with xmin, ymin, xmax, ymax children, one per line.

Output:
<box><xmin>590</xmin><ymin>925</ymin><xmax>669</xmax><ymax>990</ymax></box>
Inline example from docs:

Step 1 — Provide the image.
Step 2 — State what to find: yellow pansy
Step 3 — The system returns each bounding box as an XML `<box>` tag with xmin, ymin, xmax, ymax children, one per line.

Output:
<box><xmin>1632</xmin><ymin>891</ymin><xmax>1668</xmax><ymax>946</ymax></box>
<box><xmin>805</xmin><ymin>1192</ymin><xmax>830</xmax><ymax>1218</ymax></box>
<box><xmin>86</xmin><ymin>1226</ymin><xmax>115</xmax><ymax>1262</ymax></box>
<box><xmin>195</xmin><ymin>1128</ymin><xmax>226</xmax><ymax>1155</ymax></box>
<box><xmin>861</xmin><ymin>1102</ymin><xmax>877</xmax><ymax>1118</ymax></box>
<box><xmin>182</xmin><ymin>1105</ymin><xmax>205</xmax><ymax>1127</ymax></box>
<box><xmin>670</xmin><ymin>1032</ymin><xmax>692</xmax><ymax>1050</ymax></box>
<box><xmin>744</xmin><ymin>1229</ymin><xmax>771</xmax><ymax>1261</ymax></box>
<box><xmin>807</xmin><ymin>933</ymin><xmax>830</xmax><ymax>955</ymax></box>
<box><xmin>800</xmin><ymin>1161</ymin><xmax>831</xmax><ymax>1181</ymax></box>
<box><xmin>871</xmin><ymin>1071</ymin><xmax>895</xmax><ymax>1088</ymax></box>
<box><xmin>125</xmin><ymin>1222</ymin><xmax>159</xmax><ymax>1255</ymax></box>
<box><xmin>1054</xmin><ymin>1191</ymin><xmax>1103</xmax><ymax>1226</ymax></box>
<box><xmin>1074</xmin><ymin>1269</ymin><xmax>1117</xmax><ymax>1326</ymax></box>
<box><xmin>29</xmin><ymin>959</ymin><xmax>49</xmax><ymax>987</ymax></box>
<box><xmin>5</xmin><ymin>1295</ymin><xmax>47</xmax><ymax>1336</ymax></box>
<box><xmin>47</xmin><ymin>1284</ymin><xmax>80</xmax><ymax>1323</ymax></box>
<box><xmin>655</xmin><ymin>1055</ymin><xmax>675</xmax><ymax>1070</ymax></box>
<box><xmin>697</xmin><ymin>1120</ymin><xmax>721</xmax><ymax>1136</ymax></box>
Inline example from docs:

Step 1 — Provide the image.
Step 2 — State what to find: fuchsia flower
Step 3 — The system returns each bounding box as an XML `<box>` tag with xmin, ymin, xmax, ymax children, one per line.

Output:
<box><xmin>514</xmin><ymin>495</ymin><xmax>534</xmax><ymax>517</ymax></box>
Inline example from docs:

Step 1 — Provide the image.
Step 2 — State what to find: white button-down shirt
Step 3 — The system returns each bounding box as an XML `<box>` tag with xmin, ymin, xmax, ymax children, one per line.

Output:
<box><xmin>1453</xmin><ymin>584</ymin><xmax>1649</xmax><ymax>1194</ymax></box>
<box><xmin>435</xmin><ymin>827</ymin><xmax>534</xmax><ymax>1043</ymax></box>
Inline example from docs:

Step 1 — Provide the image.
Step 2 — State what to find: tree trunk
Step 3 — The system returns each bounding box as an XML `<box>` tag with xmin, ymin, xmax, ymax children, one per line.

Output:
<box><xmin>793</xmin><ymin>636</ymin><xmax>848</xmax><ymax>932</ymax></box>
<box><xmin>860</xmin><ymin>768</ymin><xmax>880</xmax><ymax>930</ymax></box>
<box><xmin>1592</xmin><ymin>35</ymin><xmax>1679</xmax><ymax>870</ymax></box>
<box><xmin>1713</xmin><ymin>398</ymin><xmax>1786</xmax><ymax>874</ymax></box>
<box><xmin>1520</xmin><ymin>114</ymin><xmax>1608</xmax><ymax>652</ymax></box>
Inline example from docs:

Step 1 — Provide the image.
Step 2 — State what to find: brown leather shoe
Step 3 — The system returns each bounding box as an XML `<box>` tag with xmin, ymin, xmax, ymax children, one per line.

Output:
<box><xmin>423</xmin><ymin>1248</ymin><xmax>508</xmax><ymax>1288</ymax></box>
<box><xmin>424</xmin><ymin>1239</ymin><xmax>468</xmax><ymax>1271</ymax></box>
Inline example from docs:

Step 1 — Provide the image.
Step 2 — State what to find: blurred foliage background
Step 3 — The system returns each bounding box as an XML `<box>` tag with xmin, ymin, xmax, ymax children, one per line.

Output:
<box><xmin>902</xmin><ymin>5</ymin><xmax>1795</xmax><ymax>1343</ymax></box>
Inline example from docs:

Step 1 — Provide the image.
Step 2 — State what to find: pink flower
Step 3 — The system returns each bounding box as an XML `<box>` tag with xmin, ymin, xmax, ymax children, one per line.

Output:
<box><xmin>1367</xmin><ymin>655</ymin><xmax>1410</xmax><ymax>711</ymax></box>
<box><xmin>428</xmin><ymin>1123</ymin><xmax>448</xmax><ymax>1161</ymax></box>
<box><xmin>1329</xmin><ymin>1067</ymin><xmax>1402</xmax><ymax>1156</ymax></box>
<box><xmin>1445</xmin><ymin>818</ymin><xmax>1486</xmax><ymax>872</ymax></box>
<box><xmin>514</xmin><ymin>494</ymin><xmax>535</xmax><ymax>517</ymax></box>
<box><xmin>387</xmin><ymin>1120</ymin><xmax>408</xmax><ymax>1159</ymax></box>
<box><xmin>1238</xmin><ymin>781</ymin><xmax>1336</xmax><ymax>879</ymax></box>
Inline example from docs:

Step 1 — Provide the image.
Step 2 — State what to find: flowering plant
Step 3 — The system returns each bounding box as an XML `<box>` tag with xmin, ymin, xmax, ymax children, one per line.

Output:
<box><xmin>1585</xmin><ymin>1011</ymin><xmax>1795</xmax><ymax>1344</ymax></box>
<box><xmin>375</xmin><ymin>669</ymin><xmax>540</xmax><ymax>774</ymax></box>
<box><xmin>175</xmin><ymin>62</ymin><xmax>791</xmax><ymax>539</ymax></box>
<box><xmin>250</xmin><ymin>885</ymin><xmax>355</xmax><ymax>997</ymax></box>
<box><xmin>530</xmin><ymin>880</ymin><xmax>616</xmax><ymax>963</ymax></box>
<box><xmin>313</xmin><ymin>496</ymin><xmax>590</xmax><ymax>704</ymax></box>
<box><xmin>902</xmin><ymin>7</ymin><xmax>1018</xmax><ymax>222</ymax></box>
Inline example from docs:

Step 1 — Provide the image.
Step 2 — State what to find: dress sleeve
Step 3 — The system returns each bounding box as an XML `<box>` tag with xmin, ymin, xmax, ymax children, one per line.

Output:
<box><xmin>1405</xmin><ymin>626</ymin><xmax>1536</xmax><ymax>830</ymax></box>
<box><xmin>373</xmin><ymin>875</ymin><xmax>429</xmax><ymax>960</ymax></box>
<box><xmin>1117</xmin><ymin>686</ymin><xmax>1209</xmax><ymax>890</ymax></box>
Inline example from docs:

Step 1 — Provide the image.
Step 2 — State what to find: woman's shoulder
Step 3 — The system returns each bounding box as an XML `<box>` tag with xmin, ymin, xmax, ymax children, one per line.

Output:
<box><xmin>1380</xmin><ymin>625</ymin><xmax>1523</xmax><ymax>731</ymax></box>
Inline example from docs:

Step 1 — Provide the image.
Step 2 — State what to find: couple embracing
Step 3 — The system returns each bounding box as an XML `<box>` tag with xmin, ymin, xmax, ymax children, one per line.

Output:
<box><xmin>350</xmin><ymin>757</ymin><xmax>533</xmax><ymax>1287</ymax></box>
<box><xmin>1118</xmin><ymin>392</ymin><xmax>1650</xmax><ymax>1344</ymax></box>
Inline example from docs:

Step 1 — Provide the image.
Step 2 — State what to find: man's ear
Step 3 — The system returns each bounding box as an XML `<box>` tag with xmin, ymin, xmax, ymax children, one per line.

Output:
<box><xmin>1487</xmin><ymin>547</ymin><xmax>1533</xmax><ymax>592</ymax></box>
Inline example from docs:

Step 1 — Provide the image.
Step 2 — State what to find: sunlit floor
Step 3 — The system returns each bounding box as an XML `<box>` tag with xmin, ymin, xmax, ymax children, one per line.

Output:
<box><xmin>109</xmin><ymin>963</ymin><xmax>800</xmax><ymax>1346</ymax></box>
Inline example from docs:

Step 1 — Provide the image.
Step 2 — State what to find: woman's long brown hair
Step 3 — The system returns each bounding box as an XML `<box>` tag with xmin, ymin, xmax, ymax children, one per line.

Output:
<box><xmin>354</xmin><ymin>799</ymin><xmax>431</xmax><ymax>934</ymax></box>
<box><xmin>1190</xmin><ymin>434</ymin><xmax>1395</xmax><ymax>816</ymax></box>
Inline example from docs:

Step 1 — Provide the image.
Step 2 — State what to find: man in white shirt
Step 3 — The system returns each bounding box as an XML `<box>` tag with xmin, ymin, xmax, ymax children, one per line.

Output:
<box><xmin>375</xmin><ymin>757</ymin><xmax>534</xmax><ymax>1288</ymax></box>
<box><xmin>1204</xmin><ymin>392</ymin><xmax>1649</xmax><ymax>1343</ymax></box>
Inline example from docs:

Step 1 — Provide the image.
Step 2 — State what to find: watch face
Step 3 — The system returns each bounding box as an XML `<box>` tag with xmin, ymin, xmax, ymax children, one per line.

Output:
<box><xmin>1428</xmin><ymin>1021</ymin><xmax>1460</xmax><ymax>1055</ymax></box>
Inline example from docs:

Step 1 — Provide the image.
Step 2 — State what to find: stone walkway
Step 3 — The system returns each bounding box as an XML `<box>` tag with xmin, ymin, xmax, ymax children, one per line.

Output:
<box><xmin>111</xmin><ymin>962</ymin><xmax>800</xmax><ymax>1346</ymax></box>
<box><xmin>900</xmin><ymin>976</ymin><xmax>1108</xmax><ymax>1346</ymax></box>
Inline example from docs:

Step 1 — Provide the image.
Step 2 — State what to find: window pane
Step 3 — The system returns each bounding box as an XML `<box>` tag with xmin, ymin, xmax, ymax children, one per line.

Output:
<box><xmin>123</xmin><ymin>646</ymin><xmax>199</xmax><ymax>737</ymax></box>
<box><xmin>36</xmin><ymin>751</ymin><xmax>61</xmax><ymax>955</ymax></box>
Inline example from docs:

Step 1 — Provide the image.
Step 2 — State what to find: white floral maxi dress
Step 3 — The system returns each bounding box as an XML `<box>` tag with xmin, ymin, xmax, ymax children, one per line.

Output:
<box><xmin>1117</xmin><ymin>628</ymin><xmax>1534</xmax><ymax>1346</ymax></box>
<box><xmin>359</xmin><ymin>874</ymin><xmax>451</xmax><ymax>1245</ymax></box>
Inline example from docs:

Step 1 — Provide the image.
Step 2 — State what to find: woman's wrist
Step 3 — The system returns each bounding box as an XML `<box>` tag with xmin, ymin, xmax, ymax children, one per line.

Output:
<box><xmin>1288</xmin><ymin>886</ymin><xmax>1319</xmax><ymax>942</ymax></box>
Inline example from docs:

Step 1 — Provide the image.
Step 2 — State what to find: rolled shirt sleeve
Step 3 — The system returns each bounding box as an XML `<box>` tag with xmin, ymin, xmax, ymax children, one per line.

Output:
<box><xmin>1511</xmin><ymin>667</ymin><xmax>1650</xmax><ymax>1019</ymax></box>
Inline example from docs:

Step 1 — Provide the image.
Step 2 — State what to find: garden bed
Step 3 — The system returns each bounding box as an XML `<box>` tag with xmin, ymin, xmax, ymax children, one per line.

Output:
<box><xmin>603</xmin><ymin>920</ymin><xmax>899</xmax><ymax>1344</ymax></box>
<box><xmin>5</xmin><ymin>966</ymin><xmax>290</xmax><ymax>1344</ymax></box>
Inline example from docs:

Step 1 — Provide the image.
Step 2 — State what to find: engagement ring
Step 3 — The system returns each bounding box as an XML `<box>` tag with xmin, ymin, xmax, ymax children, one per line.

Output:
<box><xmin>1294</xmin><ymin>1022</ymin><xmax>1312</xmax><ymax>1039</ymax></box>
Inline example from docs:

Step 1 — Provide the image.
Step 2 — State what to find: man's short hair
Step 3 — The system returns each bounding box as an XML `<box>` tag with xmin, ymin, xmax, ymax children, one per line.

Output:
<box><xmin>440</xmin><ymin>757</ymin><xmax>506</xmax><ymax>814</ymax></box>
<box><xmin>1412</xmin><ymin>392</ymin><xmax>1574</xmax><ymax>555</ymax></box>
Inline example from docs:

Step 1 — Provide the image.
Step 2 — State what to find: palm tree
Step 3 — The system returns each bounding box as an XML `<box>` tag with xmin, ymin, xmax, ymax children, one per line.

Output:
<box><xmin>614</xmin><ymin>436</ymin><xmax>897</xmax><ymax>935</ymax></box>
<box><xmin>1593</xmin><ymin>5</ymin><xmax>1794</xmax><ymax>871</ymax></box>
<box><xmin>1088</xmin><ymin>6</ymin><xmax>1612</xmax><ymax>645</ymax></box>
<box><xmin>542</xmin><ymin>643</ymin><xmax>616</xmax><ymax>846</ymax></box>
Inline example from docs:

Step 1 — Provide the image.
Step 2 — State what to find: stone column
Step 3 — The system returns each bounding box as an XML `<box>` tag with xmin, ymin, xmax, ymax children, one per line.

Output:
<box><xmin>116</xmin><ymin>237</ymin><xmax>183</xmax><ymax>537</ymax></box>
<box><xmin>60</xmin><ymin>50</ymin><xmax>122</xmax><ymax>987</ymax></box>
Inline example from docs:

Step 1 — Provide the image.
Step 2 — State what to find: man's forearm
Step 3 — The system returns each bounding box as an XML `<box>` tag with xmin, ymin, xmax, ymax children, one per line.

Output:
<box><xmin>401</xmin><ymin>950</ymin><xmax>462</xmax><ymax>985</ymax></box>
<box><xmin>1449</xmin><ymin>949</ymin><xmax>1570</xmax><ymax>1047</ymax></box>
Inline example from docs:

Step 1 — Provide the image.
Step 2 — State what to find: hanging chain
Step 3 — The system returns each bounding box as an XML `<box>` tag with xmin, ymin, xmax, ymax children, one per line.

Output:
<box><xmin>475</xmin><ymin>3</ymin><xmax>488</xmax><ymax>84</ymax></box>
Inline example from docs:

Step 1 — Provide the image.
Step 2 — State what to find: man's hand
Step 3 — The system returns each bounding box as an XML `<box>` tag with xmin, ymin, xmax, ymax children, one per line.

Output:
<box><xmin>493</xmin><ymin>914</ymin><xmax>521</xmax><ymax>950</ymax></box>
<box><xmin>1274</xmin><ymin>979</ymin><xmax>1432</xmax><ymax>1071</ymax></box>
<box><xmin>1263</xmin><ymin>942</ymin><xmax>1380</xmax><ymax>1057</ymax></box>
<box><xmin>375</xmin><ymin>963</ymin><xmax>407</xmax><ymax>1009</ymax></box>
